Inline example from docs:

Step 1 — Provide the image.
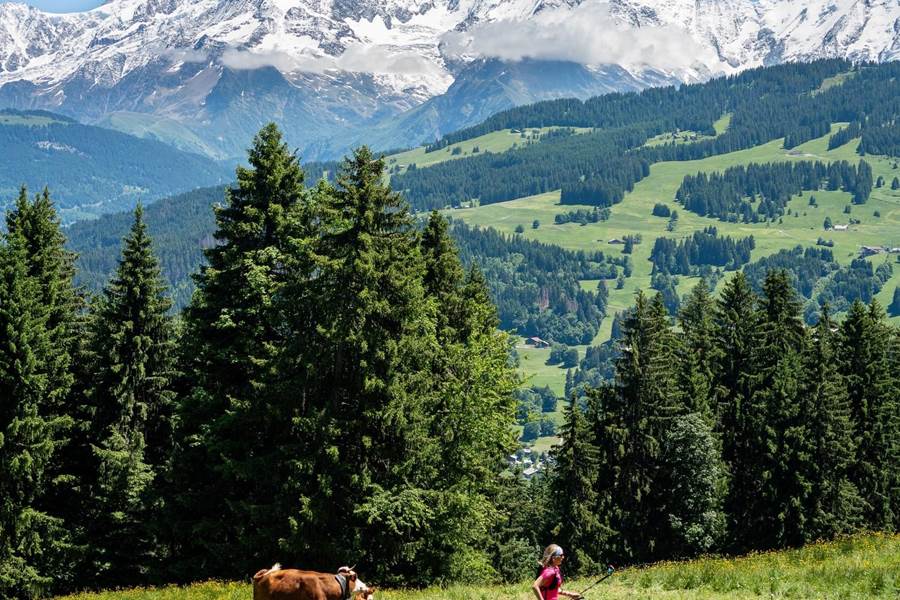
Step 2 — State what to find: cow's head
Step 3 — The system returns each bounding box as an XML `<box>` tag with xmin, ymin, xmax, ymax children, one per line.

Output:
<box><xmin>338</xmin><ymin>567</ymin><xmax>375</xmax><ymax>600</ymax></box>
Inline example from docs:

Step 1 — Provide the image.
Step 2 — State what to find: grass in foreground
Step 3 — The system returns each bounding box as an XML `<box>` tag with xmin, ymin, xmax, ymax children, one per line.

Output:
<box><xmin>58</xmin><ymin>533</ymin><xmax>899</xmax><ymax>600</ymax></box>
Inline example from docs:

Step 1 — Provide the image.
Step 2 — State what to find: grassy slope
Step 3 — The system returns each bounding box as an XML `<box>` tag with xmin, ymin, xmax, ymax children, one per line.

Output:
<box><xmin>450</xmin><ymin>125</ymin><xmax>900</xmax><ymax>346</ymax></box>
<box><xmin>450</xmin><ymin>124</ymin><xmax>900</xmax><ymax>449</ymax></box>
<box><xmin>386</xmin><ymin>128</ymin><xmax>593</xmax><ymax>177</ymax></box>
<box><xmin>57</xmin><ymin>533</ymin><xmax>899</xmax><ymax>600</ymax></box>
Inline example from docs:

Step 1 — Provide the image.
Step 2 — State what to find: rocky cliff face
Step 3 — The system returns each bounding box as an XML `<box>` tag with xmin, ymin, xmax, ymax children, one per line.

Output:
<box><xmin>0</xmin><ymin>0</ymin><xmax>896</xmax><ymax>159</ymax></box>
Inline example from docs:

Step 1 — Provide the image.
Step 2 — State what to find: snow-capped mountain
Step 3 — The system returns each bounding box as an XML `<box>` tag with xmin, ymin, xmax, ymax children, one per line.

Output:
<box><xmin>0</xmin><ymin>0</ymin><xmax>897</xmax><ymax>160</ymax></box>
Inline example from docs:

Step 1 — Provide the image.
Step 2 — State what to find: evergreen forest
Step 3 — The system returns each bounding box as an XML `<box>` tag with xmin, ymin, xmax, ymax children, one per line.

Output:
<box><xmin>2</xmin><ymin>123</ymin><xmax>899</xmax><ymax>600</ymax></box>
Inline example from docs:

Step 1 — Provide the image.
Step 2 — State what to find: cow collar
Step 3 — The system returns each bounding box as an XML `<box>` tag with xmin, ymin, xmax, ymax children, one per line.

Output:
<box><xmin>334</xmin><ymin>573</ymin><xmax>350</xmax><ymax>600</ymax></box>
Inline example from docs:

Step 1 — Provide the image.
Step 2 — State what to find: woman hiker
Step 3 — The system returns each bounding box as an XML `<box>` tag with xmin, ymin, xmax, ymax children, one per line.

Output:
<box><xmin>532</xmin><ymin>544</ymin><xmax>582</xmax><ymax>600</ymax></box>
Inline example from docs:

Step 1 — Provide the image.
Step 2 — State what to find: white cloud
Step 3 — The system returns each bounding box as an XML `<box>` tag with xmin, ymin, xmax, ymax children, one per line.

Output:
<box><xmin>441</xmin><ymin>1</ymin><xmax>717</xmax><ymax>72</ymax></box>
<box><xmin>220</xmin><ymin>44</ymin><xmax>441</xmax><ymax>78</ymax></box>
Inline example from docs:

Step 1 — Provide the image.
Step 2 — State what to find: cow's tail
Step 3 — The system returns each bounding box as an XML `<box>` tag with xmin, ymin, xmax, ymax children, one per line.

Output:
<box><xmin>253</xmin><ymin>563</ymin><xmax>282</xmax><ymax>582</ymax></box>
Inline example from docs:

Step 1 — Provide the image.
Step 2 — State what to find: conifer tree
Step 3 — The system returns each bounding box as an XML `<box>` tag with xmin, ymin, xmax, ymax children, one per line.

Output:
<box><xmin>421</xmin><ymin>211</ymin><xmax>466</xmax><ymax>340</ymax></box>
<box><xmin>712</xmin><ymin>272</ymin><xmax>761</xmax><ymax>550</ymax></box>
<box><xmin>550</xmin><ymin>399</ymin><xmax>608</xmax><ymax>574</ymax></box>
<box><xmin>79</xmin><ymin>205</ymin><xmax>176</xmax><ymax>587</ymax></box>
<box><xmin>170</xmin><ymin>123</ymin><xmax>312</xmax><ymax>577</ymax></box>
<box><xmin>800</xmin><ymin>305</ymin><xmax>862</xmax><ymax>539</ymax></box>
<box><xmin>596</xmin><ymin>292</ymin><xmax>679</xmax><ymax>561</ymax></box>
<box><xmin>0</xmin><ymin>229</ymin><xmax>66</xmax><ymax>599</ymax></box>
<box><xmin>838</xmin><ymin>301</ymin><xmax>900</xmax><ymax>530</ymax></box>
<box><xmin>3</xmin><ymin>187</ymin><xmax>80</xmax><ymax>595</ymax></box>
<box><xmin>676</xmin><ymin>279</ymin><xmax>718</xmax><ymax>419</ymax></box>
<box><xmin>888</xmin><ymin>286</ymin><xmax>900</xmax><ymax>317</ymax></box>
<box><xmin>4</xmin><ymin>187</ymin><xmax>79</xmax><ymax>412</ymax></box>
<box><xmin>750</xmin><ymin>270</ymin><xmax>810</xmax><ymax>548</ymax></box>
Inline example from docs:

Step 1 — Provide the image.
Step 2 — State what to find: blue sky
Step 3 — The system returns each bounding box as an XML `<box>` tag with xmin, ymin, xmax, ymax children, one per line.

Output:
<box><xmin>1</xmin><ymin>1</ymin><xmax>106</xmax><ymax>12</ymax></box>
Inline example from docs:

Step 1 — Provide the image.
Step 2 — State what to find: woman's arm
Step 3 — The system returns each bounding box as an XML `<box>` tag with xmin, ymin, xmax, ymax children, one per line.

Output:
<box><xmin>531</xmin><ymin>575</ymin><xmax>546</xmax><ymax>600</ymax></box>
<box><xmin>559</xmin><ymin>590</ymin><xmax>582</xmax><ymax>599</ymax></box>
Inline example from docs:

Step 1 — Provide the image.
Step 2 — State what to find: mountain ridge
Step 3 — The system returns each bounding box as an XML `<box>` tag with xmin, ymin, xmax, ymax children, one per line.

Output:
<box><xmin>0</xmin><ymin>0</ymin><xmax>898</xmax><ymax>159</ymax></box>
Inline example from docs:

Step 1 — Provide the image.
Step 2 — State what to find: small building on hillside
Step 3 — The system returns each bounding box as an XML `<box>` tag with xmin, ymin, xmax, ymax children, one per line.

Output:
<box><xmin>608</xmin><ymin>238</ymin><xmax>625</xmax><ymax>245</ymax></box>
<box><xmin>860</xmin><ymin>246</ymin><xmax>885</xmax><ymax>257</ymax></box>
<box><xmin>833</xmin><ymin>224</ymin><xmax>849</xmax><ymax>231</ymax></box>
<box><xmin>526</xmin><ymin>336</ymin><xmax>550</xmax><ymax>348</ymax></box>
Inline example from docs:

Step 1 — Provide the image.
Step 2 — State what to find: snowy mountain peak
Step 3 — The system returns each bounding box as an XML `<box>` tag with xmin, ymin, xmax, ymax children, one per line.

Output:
<box><xmin>0</xmin><ymin>1</ymin><xmax>898</xmax><ymax>159</ymax></box>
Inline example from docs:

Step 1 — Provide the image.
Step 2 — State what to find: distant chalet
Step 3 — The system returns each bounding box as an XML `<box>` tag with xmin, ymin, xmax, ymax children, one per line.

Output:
<box><xmin>526</xmin><ymin>336</ymin><xmax>550</xmax><ymax>348</ymax></box>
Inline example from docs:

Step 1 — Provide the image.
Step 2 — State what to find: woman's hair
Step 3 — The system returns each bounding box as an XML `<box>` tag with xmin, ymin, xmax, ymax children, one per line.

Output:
<box><xmin>540</xmin><ymin>544</ymin><xmax>564</xmax><ymax>568</ymax></box>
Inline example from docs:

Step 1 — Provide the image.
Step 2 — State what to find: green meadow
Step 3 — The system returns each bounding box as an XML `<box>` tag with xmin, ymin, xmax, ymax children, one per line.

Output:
<box><xmin>386</xmin><ymin>128</ymin><xmax>593</xmax><ymax>176</ymax></box>
<box><xmin>440</xmin><ymin>123</ymin><xmax>900</xmax><ymax>451</ymax></box>
<box><xmin>449</xmin><ymin>125</ymin><xmax>900</xmax><ymax>348</ymax></box>
<box><xmin>56</xmin><ymin>533</ymin><xmax>899</xmax><ymax>600</ymax></box>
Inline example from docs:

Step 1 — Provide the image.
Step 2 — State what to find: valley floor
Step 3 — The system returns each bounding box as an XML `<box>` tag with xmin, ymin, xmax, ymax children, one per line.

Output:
<box><xmin>57</xmin><ymin>533</ymin><xmax>899</xmax><ymax>600</ymax></box>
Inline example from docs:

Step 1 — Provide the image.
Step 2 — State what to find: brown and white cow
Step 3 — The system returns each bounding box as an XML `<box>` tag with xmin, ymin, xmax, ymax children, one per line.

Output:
<box><xmin>253</xmin><ymin>564</ymin><xmax>375</xmax><ymax>600</ymax></box>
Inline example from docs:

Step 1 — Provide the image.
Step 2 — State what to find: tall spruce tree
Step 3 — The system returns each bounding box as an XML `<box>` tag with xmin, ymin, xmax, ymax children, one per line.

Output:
<box><xmin>3</xmin><ymin>187</ymin><xmax>80</xmax><ymax>595</ymax></box>
<box><xmin>0</xmin><ymin>228</ymin><xmax>67</xmax><ymax>599</ymax></box>
<box><xmin>676</xmin><ymin>279</ymin><xmax>718</xmax><ymax>419</ymax></box>
<box><xmin>169</xmin><ymin>123</ymin><xmax>312</xmax><ymax>578</ymax></box>
<box><xmin>79</xmin><ymin>205</ymin><xmax>176</xmax><ymax>587</ymax></box>
<box><xmin>838</xmin><ymin>301</ymin><xmax>900</xmax><ymax>530</ymax></box>
<box><xmin>749</xmin><ymin>270</ymin><xmax>810</xmax><ymax>548</ymax></box>
<box><xmin>550</xmin><ymin>399</ymin><xmax>608</xmax><ymax>574</ymax></box>
<box><xmin>800</xmin><ymin>305</ymin><xmax>862</xmax><ymax>540</ymax></box>
<box><xmin>712</xmin><ymin>272</ymin><xmax>761</xmax><ymax>551</ymax></box>
<box><xmin>596</xmin><ymin>292</ymin><xmax>679</xmax><ymax>561</ymax></box>
<box><xmin>4</xmin><ymin>187</ymin><xmax>79</xmax><ymax>412</ymax></box>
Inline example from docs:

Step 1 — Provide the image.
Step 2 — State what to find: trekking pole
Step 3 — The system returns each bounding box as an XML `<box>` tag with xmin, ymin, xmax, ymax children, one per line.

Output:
<box><xmin>577</xmin><ymin>565</ymin><xmax>615</xmax><ymax>597</ymax></box>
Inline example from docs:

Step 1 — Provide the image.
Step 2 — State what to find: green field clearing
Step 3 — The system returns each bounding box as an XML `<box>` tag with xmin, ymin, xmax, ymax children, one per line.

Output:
<box><xmin>450</xmin><ymin>125</ymin><xmax>900</xmax><ymax>433</ymax></box>
<box><xmin>57</xmin><ymin>533</ymin><xmax>899</xmax><ymax>600</ymax></box>
<box><xmin>385</xmin><ymin>127</ymin><xmax>593</xmax><ymax>177</ymax></box>
<box><xmin>642</xmin><ymin>113</ymin><xmax>732</xmax><ymax>148</ymax></box>
<box><xmin>450</xmin><ymin>125</ymin><xmax>900</xmax><ymax>341</ymax></box>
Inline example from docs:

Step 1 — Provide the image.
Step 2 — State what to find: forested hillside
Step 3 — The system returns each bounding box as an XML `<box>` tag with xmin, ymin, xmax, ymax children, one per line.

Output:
<box><xmin>0</xmin><ymin>109</ymin><xmax>230</xmax><ymax>222</ymax></box>
<box><xmin>2</xmin><ymin>126</ymin><xmax>898</xmax><ymax>600</ymax></box>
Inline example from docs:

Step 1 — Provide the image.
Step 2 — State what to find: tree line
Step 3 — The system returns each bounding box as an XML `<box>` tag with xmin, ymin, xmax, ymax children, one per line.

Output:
<box><xmin>390</xmin><ymin>60</ymin><xmax>899</xmax><ymax>215</ymax></box>
<box><xmin>675</xmin><ymin>160</ymin><xmax>873</xmax><ymax>221</ymax></box>
<box><xmin>450</xmin><ymin>221</ymin><xmax>613</xmax><ymax>345</ymax></box>
<box><xmin>0</xmin><ymin>126</ymin><xmax>521</xmax><ymax>598</ymax></box>
<box><xmin>649</xmin><ymin>227</ymin><xmax>755</xmax><ymax>275</ymax></box>
<box><xmin>547</xmin><ymin>274</ymin><xmax>900</xmax><ymax>572</ymax></box>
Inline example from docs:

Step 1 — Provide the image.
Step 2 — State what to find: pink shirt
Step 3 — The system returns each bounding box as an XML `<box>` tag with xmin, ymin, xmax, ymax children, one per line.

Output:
<box><xmin>538</xmin><ymin>566</ymin><xmax>562</xmax><ymax>600</ymax></box>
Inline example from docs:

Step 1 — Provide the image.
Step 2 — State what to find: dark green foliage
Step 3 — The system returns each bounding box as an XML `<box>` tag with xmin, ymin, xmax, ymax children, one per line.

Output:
<box><xmin>650</xmin><ymin>227</ymin><xmax>754</xmax><ymax>275</ymax></box>
<box><xmin>888</xmin><ymin>287</ymin><xmax>900</xmax><ymax>317</ymax></box>
<box><xmin>451</xmin><ymin>221</ymin><xmax>611</xmax><ymax>344</ymax></box>
<box><xmin>713</xmin><ymin>272</ymin><xmax>761</xmax><ymax>550</ymax></box>
<box><xmin>746</xmin><ymin>270</ymin><xmax>809</xmax><ymax>548</ymax></box>
<box><xmin>659</xmin><ymin>413</ymin><xmax>726</xmax><ymax>557</ymax></box>
<box><xmin>0</xmin><ymin>209</ymin><xmax>71</xmax><ymax>599</ymax></box>
<box><xmin>892</xmin><ymin>177</ymin><xmax>900</xmax><ymax>190</ymax></box>
<box><xmin>838</xmin><ymin>302</ymin><xmax>900</xmax><ymax>531</ymax></box>
<box><xmin>167</xmin><ymin>126</ymin><xmax>519</xmax><ymax>586</ymax></box>
<box><xmin>675</xmin><ymin>160</ymin><xmax>873</xmax><ymax>221</ymax></box>
<box><xmin>676</xmin><ymin>279</ymin><xmax>719</xmax><ymax>419</ymax></box>
<box><xmin>76</xmin><ymin>205</ymin><xmax>176</xmax><ymax>587</ymax></box>
<box><xmin>554</xmin><ymin>207</ymin><xmax>609</xmax><ymax>225</ymax></box>
<box><xmin>547</xmin><ymin>344</ymin><xmax>579</xmax><ymax>368</ymax></box>
<box><xmin>168</xmin><ymin>123</ymin><xmax>313</xmax><ymax>578</ymax></box>
<box><xmin>799</xmin><ymin>306</ymin><xmax>863</xmax><ymax>540</ymax></box>
<box><xmin>651</xmin><ymin>203</ymin><xmax>671</xmax><ymax>217</ymax></box>
<box><xmin>550</xmin><ymin>400</ymin><xmax>608</xmax><ymax>573</ymax></box>
<box><xmin>827</xmin><ymin>121</ymin><xmax>861</xmax><ymax>150</ymax></box>
<box><xmin>858</xmin><ymin>123</ymin><xmax>900</xmax><ymax>157</ymax></box>
<box><xmin>592</xmin><ymin>293</ymin><xmax>679</xmax><ymax>561</ymax></box>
